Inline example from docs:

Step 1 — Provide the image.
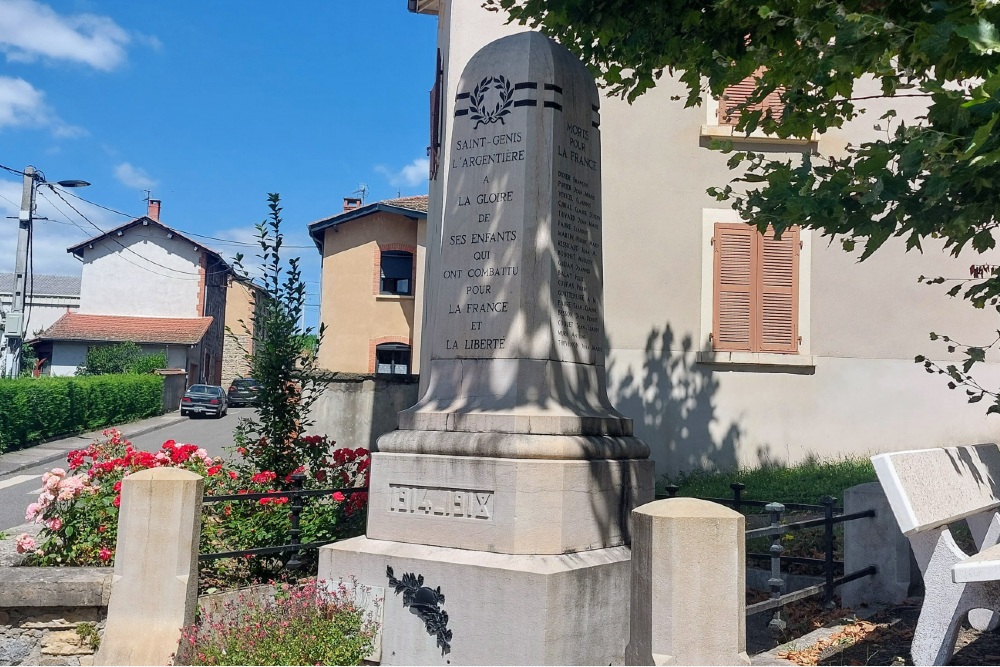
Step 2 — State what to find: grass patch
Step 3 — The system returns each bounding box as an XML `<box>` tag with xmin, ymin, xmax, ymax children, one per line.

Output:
<box><xmin>662</xmin><ymin>456</ymin><xmax>877</xmax><ymax>506</ymax></box>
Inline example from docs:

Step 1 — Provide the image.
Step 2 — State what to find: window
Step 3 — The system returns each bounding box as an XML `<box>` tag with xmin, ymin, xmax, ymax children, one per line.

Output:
<box><xmin>380</xmin><ymin>251</ymin><xmax>414</xmax><ymax>295</ymax></box>
<box><xmin>717</xmin><ymin>67</ymin><xmax>785</xmax><ymax>126</ymax></box>
<box><xmin>713</xmin><ymin>223</ymin><xmax>799</xmax><ymax>353</ymax></box>
<box><xmin>375</xmin><ymin>343</ymin><xmax>411</xmax><ymax>375</ymax></box>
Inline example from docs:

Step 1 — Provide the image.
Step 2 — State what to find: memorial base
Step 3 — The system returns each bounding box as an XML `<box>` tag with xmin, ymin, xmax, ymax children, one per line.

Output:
<box><xmin>318</xmin><ymin>537</ymin><xmax>632</xmax><ymax>665</ymax></box>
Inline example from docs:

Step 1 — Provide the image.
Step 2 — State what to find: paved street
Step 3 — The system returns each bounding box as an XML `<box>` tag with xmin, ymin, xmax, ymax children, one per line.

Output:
<box><xmin>0</xmin><ymin>408</ymin><xmax>255</xmax><ymax>532</ymax></box>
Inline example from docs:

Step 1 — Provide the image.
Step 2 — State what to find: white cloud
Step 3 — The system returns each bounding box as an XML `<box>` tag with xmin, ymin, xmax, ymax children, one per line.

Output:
<box><xmin>0</xmin><ymin>75</ymin><xmax>84</xmax><ymax>137</ymax></box>
<box><xmin>0</xmin><ymin>178</ymin><xmax>114</xmax><ymax>276</ymax></box>
<box><xmin>0</xmin><ymin>0</ymin><xmax>131</xmax><ymax>71</ymax></box>
<box><xmin>375</xmin><ymin>158</ymin><xmax>430</xmax><ymax>189</ymax></box>
<box><xmin>113</xmin><ymin>162</ymin><xmax>157</xmax><ymax>190</ymax></box>
<box><xmin>0</xmin><ymin>76</ymin><xmax>44</xmax><ymax>128</ymax></box>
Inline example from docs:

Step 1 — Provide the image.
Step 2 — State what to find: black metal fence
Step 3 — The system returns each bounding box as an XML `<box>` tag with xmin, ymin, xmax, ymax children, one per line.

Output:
<box><xmin>656</xmin><ymin>483</ymin><xmax>876</xmax><ymax>631</ymax></box>
<box><xmin>198</xmin><ymin>472</ymin><xmax>369</xmax><ymax>572</ymax></box>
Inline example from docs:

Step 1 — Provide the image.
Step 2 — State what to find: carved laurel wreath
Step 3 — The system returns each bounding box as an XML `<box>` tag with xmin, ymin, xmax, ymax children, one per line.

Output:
<box><xmin>469</xmin><ymin>75</ymin><xmax>513</xmax><ymax>129</ymax></box>
<box><xmin>386</xmin><ymin>566</ymin><xmax>453</xmax><ymax>655</ymax></box>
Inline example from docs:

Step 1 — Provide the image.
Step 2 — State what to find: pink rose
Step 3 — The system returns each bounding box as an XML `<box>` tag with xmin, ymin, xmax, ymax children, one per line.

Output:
<box><xmin>15</xmin><ymin>534</ymin><xmax>35</xmax><ymax>554</ymax></box>
<box><xmin>44</xmin><ymin>517</ymin><xmax>62</xmax><ymax>532</ymax></box>
<box><xmin>25</xmin><ymin>503</ymin><xmax>42</xmax><ymax>523</ymax></box>
<box><xmin>332</xmin><ymin>492</ymin><xmax>346</xmax><ymax>502</ymax></box>
<box><xmin>99</xmin><ymin>547</ymin><xmax>113</xmax><ymax>562</ymax></box>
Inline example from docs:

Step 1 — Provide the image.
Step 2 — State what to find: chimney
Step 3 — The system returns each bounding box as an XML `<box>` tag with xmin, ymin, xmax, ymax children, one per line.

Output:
<box><xmin>147</xmin><ymin>199</ymin><xmax>161</xmax><ymax>221</ymax></box>
<box><xmin>343</xmin><ymin>197</ymin><xmax>362</xmax><ymax>212</ymax></box>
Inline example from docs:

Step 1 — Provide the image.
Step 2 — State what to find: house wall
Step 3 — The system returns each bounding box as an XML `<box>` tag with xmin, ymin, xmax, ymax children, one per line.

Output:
<box><xmin>416</xmin><ymin>1</ymin><xmax>1000</xmax><ymax>475</ymax></box>
<box><xmin>50</xmin><ymin>343</ymin><xmax>88</xmax><ymax>376</ymax></box>
<box><xmin>222</xmin><ymin>280</ymin><xmax>258</xmax><ymax>386</ymax></box>
<box><xmin>200</xmin><ymin>255</ymin><xmax>228</xmax><ymax>385</ymax></box>
<box><xmin>317</xmin><ymin>211</ymin><xmax>420</xmax><ymax>373</ymax></box>
<box><xmin>77</xmin><ymin>226</ymin><xmax>203</xmax><ymax>317</ymax></box>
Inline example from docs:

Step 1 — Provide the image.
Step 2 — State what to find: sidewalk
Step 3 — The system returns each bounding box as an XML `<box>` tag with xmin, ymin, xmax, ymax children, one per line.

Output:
<box><xmin>0</xmin><ymin>412</ymin><xmax>187</xmax><ymax>477</ymax></box>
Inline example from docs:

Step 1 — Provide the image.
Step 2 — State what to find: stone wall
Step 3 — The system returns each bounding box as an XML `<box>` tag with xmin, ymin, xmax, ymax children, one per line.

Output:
<box><xmin>0</xmin><ymin>568</ymin><xmax>111</xmax><ymax>666</ymax></box>
<box><xmin>306</xmin><ymin>373</ymin><xmax>420</xmax><ymax>450</ymax></box>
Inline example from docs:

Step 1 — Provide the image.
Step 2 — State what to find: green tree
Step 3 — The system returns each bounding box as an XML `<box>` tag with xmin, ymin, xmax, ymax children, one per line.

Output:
<box><xmin>486</xmin><ymin>0</ymin><xmax>1000</xmax><ymax>407</ymax></box>
<box><xmin>231</xmin><ymin>194</ymin><xmax>328</xmax><ymax>481</ymax></box>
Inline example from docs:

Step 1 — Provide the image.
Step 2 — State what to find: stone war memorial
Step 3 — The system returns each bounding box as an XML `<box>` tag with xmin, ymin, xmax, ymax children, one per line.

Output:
<box><xmin>318</xmin><ymin>32</ymin><xmax>654</xmax><ymax>665</ymax></box>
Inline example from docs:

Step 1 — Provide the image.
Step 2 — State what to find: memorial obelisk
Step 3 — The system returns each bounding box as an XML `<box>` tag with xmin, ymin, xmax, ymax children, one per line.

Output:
<box><xmin>319</xmin><ymin>32</ymin><xmax>654</xmax><ymax>665</ymax></box>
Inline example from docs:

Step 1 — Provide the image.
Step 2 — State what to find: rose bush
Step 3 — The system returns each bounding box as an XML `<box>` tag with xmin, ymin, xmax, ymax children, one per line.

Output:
<box><xmin>18</xmin><ymin>429</ymin><xmax>369</xmax><ymax>588</ymax></box>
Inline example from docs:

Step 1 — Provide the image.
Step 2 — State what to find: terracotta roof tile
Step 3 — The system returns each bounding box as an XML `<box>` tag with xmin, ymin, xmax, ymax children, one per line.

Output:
<box><xmin>38</xmin><ymin>313</ymin><xmax>213</xmax><ymax>345</ymax></box>
<box><xmin>381</xmin><ymin>195</ymin><xmax>429</xmax><ymax>213</ymax></box>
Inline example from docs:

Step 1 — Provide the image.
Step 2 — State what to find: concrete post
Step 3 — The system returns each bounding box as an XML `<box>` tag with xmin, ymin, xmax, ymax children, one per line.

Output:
<box><xmin>840</xmin><ymin>482</ymin><xmax>912</xmax><ymax>610</ymax></box>
<box><xmin>95</xmin><ymin>468</ymin><xmax>203</xmax><ymax>666</ymax></box>
<box><xmin>626</xmin><ymin>497</ymin><xmax>750</xmax><ymax>666</ymax></box>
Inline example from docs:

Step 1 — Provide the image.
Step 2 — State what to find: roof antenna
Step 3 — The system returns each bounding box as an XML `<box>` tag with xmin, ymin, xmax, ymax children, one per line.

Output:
<box><xmin>142</xmin><ymin>189</ymin><xmax>151</xmax><ymax>205</ymax></box>
<box><xmin>353</xmin><ymin>184</ymin><xmax>369</xmax><ymax>205</ymax></box>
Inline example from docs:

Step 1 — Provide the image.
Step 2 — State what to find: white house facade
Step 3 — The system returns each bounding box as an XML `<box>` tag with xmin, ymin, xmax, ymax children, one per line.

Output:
<box><xmin>407</xmin><ymin>1</ymin><xmax>1000</xmax><ymax>475</ymax></box>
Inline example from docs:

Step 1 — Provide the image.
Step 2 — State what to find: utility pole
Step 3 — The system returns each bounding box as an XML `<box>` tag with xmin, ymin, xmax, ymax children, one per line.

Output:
<box><xmin>3</xmin><ymin>166</ymin><xmax>35</xmax><ymax>378</ymax></box>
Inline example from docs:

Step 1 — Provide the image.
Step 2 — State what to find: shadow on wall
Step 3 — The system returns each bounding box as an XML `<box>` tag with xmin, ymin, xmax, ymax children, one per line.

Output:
<box><xmin>608</xmin><ymin>324</ymin><xmax>744</xmax><ymax>476</ymax></box>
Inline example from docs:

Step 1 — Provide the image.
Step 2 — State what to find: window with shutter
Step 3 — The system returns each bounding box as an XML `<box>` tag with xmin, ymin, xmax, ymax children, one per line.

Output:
<box><xmin>717</xmin><ymin>67</ymin><xmax>785</xmax><ymax>126</ymax></box>
<box><xmin>713</xmin><ymin>223</ymin><xmax>799</xmax><ymax>354</ymax></box>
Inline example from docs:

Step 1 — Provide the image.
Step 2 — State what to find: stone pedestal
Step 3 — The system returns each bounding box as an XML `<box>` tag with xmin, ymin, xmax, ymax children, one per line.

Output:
<box><xmin>319</xmin><ymin>538</ymin><xmax>632</xmax><ymax>665</ymax></box>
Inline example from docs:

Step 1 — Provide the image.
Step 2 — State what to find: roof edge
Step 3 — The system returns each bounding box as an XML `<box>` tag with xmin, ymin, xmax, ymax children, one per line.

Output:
<box><xmin>307</xmin><ymin>201</ymin><xmax>428</xmax><ymax>250</ymax></box>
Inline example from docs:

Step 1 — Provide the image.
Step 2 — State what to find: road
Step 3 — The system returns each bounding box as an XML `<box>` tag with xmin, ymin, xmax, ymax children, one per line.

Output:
<box><xmin>0</xmin><ymin>407</ymin><xmax>256</xmax><ymax>532</ymax></box>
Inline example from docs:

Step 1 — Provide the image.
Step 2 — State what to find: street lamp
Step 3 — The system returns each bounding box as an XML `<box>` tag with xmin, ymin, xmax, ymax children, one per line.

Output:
<box><xmin>3</xmin><ymin>166</ymin><xmax>89</xmax><ymax>378</ymax></box>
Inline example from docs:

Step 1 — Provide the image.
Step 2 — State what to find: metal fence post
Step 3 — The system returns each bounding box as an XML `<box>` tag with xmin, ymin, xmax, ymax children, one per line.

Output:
<box><xmin>821</xmin><ymin>495</ymin><xmax>836</xmax><ymax>607</ymax></box>
<box><xmin>765</xmin><ymin>502</ymin><xmax>787</xmax><ymax>635</ymax></box>
<box><xmin>731</xmin><ymin>482</ymin><xmax>745</xmax><ymax>514</ymax></box>
<box><xmin>286</xmin><ymin>472</ymin><xmax>306</xmax><ymax>573</ymax></box>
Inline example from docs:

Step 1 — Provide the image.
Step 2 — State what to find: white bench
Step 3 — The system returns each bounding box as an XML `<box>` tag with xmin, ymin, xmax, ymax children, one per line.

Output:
<box><xmin>873</xmin><ymin>444</ymin><xmax>1000</xmax><ymax>665</ymax></box>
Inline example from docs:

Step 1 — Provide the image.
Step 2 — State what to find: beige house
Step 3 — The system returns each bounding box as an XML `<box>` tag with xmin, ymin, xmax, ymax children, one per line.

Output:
<box><xmin>406</xmin><ymin>1</ymin><xmax>1000</xmax><ymax>475</ymax></box>
<box><xmin>308</xmin><ymin>196</ymin><xmax>428</xmax><ymax>374</ymax></box>
<box><xmin>221</xmin><ymin>276</ymin><xmax>265</xmax><ymax>386</ymax></box>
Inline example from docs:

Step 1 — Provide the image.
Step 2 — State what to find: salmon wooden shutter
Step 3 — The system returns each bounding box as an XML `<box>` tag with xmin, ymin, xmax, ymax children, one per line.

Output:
<box><xmin>757</xmin><ymin>227</ymin><xmax>799</xmax><ymax>353</ymax></box>
<box><xmin>718</xmin><ymin>67</ymin><xmax>785</xmax><ymax>126</ymax></box>
<box><xmin>713</xmin><ymin>223</ymin><xmax>754</xmax><ymax>352</ymax></box>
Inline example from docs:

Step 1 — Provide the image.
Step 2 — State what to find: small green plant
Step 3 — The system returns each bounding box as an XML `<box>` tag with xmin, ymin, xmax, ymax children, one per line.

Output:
<box><xmin>176</xmin><ymin>579</ymin><xmax>376</xmax><ymax>666</ymax></box>
<box><xmin>76</xmin><ymin>622</ymin><xmax>101</xmax><ymax>651</ymax></box>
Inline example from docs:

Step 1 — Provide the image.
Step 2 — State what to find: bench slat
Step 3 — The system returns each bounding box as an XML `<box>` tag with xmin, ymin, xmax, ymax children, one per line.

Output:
<box><xmin>873</xmin><ymin>444</ymin><xmax>1000</xmax><ymax>535</ymax></box>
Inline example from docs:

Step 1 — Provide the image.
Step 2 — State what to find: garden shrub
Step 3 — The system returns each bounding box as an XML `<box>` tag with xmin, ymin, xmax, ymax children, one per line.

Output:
<box><xmin>76</xmin><ymin>341</ymin><xmax>167</xmax><ymax>376</ymax></box>
<box><xmin>18</xmin><ymin>429</ymin><xmax>370</xmax><ymax>589</ymax></box>
<box><xmin>0</xmin><ymin>374</ymin><xmax>163</xmax><ymax>452</ymax></box>
<box><xmin>175</xmin><ymin>580</ymin><xmax>375</xmax><ymax>666</ymax></box>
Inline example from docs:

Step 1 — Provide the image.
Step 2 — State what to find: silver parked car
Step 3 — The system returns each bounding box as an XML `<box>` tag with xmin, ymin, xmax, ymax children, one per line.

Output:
<box><xmin>180</xmin><ymin>384</ymin><xmax>228</xmax><ymax>418</ymax></box>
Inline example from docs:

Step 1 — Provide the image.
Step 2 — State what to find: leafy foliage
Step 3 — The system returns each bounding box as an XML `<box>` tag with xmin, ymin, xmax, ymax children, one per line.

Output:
<box><xmin>76</xmin><ymin>341</ymin><xmax>166</xmax><ymax>376</ymax></box>
<box><xmin>176</xmin><ymin>580</ymin><xmax>376</xmax><ymax>666</ymax></box>
<box><xmin>486</xmin><ymin>0</ymin><xmax>1000</xmax><ymax>408</ymax></box>
<box><xmin>231</xmin><ymin>194</ymin><xmax>328</xmax><ymax>481</ymax></box>
<box><xmin>0</xmin><ymin>374</ymin><xmax>162</xmax><ymax>452</ymax></box>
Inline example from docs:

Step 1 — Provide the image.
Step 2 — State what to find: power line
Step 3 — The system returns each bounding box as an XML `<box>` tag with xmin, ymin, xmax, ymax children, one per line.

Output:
<box><xmin>39</xmin><ymin>189</ymin><xmax>229</xmax><ymax>282</ymax></box>
<box><xmin>38</xmin><ymin>190</ymin><xmax>206</xmax><ymax>282</ymax></box>
<box><xmin>0</xmin><ymin>163</ymin><xmax>26</xmax><ymax>178</ymax></box>
<box><xmin>55</xmin><ymin>187</ymin><xmax>315</xmax><ymax>249</ymax></box>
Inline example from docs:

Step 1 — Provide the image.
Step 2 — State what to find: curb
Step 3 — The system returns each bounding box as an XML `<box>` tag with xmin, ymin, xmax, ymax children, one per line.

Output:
<box><xmin>0</xmin><ymin>415</ymin><xmax>187</xmax><ymax>477</ymax></box>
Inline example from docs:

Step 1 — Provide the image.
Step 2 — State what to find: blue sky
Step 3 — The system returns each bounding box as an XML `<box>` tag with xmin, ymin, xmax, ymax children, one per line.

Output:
<box><xmin>0</xmin><ymin>1</ymin><xmax>438</xmax><ymax>323</ymax></box>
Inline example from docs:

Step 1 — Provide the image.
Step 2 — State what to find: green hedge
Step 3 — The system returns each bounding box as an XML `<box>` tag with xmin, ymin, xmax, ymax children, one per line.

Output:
<box><xmin>0</xmin><ymin>374</ymin><xmax>164</xmax><ymax>453</ymax></box>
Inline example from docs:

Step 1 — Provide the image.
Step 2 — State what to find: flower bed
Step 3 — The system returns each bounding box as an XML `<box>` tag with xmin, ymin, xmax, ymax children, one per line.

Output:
<box><xmin>17</xmin><ymin>429</ymin><xmax>369</xmax><ymax>590</ymax></box>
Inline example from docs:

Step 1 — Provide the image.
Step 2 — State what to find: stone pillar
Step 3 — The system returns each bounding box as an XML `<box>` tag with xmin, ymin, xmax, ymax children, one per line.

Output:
<box><xmin>626</xmin><ymin>498</ymin><xmax>750</xmax><ymax>666</ymax></box>
<box><xmin>95</xmin><ymin>468</ymin><xmax>203</xmax><ymax>666</ymax></box>
<box><xmin>840</xmin><ymin>482</ymin><xmax>911</xmax><ymax>609</ymax></box>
